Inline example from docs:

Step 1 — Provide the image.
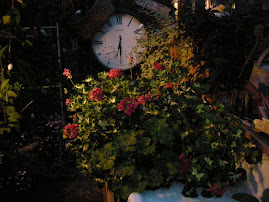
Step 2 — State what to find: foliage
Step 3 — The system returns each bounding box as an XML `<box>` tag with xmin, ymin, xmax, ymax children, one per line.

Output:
<box><xmin>0</xmin><ymin>6</ymin><xmax>34</xmax><ymax>195</ymax></box>
<box><xmin>64</xmin><ymin>62</ymin><xmax>261</xmax><ymax>199</ymax></box>
<box><xmin>0</xmin><ymin>68</ymin><xmax>21</xmax><ymax>134</ymax></box>
<box><xmin>0</xmin><ymin>7</ymin><xmax>26</xmax><ymax>135</ymax></box>
<box><xmin>62</xmin><ymin>8</ymin><xmax>264</xmax><ymax>200</ymax></box>
<box><xmin>177</xmin><ymin>4</ymin><xmax>268</xmax><ymax>89</ymax></box>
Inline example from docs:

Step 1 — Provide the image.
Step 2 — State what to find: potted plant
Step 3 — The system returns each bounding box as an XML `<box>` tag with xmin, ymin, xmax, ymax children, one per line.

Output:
<box><xmin>62</xmin><ymin>11</ymin><xmax>262</xmax><ymax>201</ymax></box>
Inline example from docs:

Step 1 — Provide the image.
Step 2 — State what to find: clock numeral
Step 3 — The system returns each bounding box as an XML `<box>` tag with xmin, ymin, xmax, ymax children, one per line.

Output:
<box><xmin>134</xmin><ymin>28</ymin><xmax>142</xmax><ymax>34</ymax></box>
<box><xmin>97</xmin><ymin>53</ymin><xmax>101</xmax><ymax>56</ymax></box>
<box><xmin>107</xmin><ymin>61</ymin><xmax>110</xmax><ymax>66</ymax></box>
<box><xmin>106</xmin><ymin>20</ymin><xmax>112</xmax><ymax>27</ymax></box>
<box><xmin>127</xmin><ymin>17</ymin><xmax>133</xmax><ymax>27</ymax></box>
<box><xmin>93</xmin><ymin>40</ymin><xmax>103</xmax><ymax>45</ymax></box>
<box><xmin>99</xmin><ymin>30</ymin><xmax>105</xmax><ymax>34</ymax></box>
<box><xmin>116</xmin><ymin>15</ymin><xmax>122</xmax><ymax>25</ymax></box>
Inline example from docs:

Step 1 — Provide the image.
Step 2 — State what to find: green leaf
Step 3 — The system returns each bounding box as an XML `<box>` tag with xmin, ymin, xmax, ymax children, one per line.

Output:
<box><xmin>98</xmin><ymin>119</ymin><xmax>107</xmax><ymax>130</ymax></box>
<box><xmin>64</xmin><ymin>88</ymin><xmax>68</xmax><ymax>94</ymax></box>
<box><xmin>196</xmin><ymin>104</ymin><xmax>205</xmax><ymax>113</ymax></box>
<box><xmin>115</xmin><ymin>165</ymin><xmax>135</xmax><ymax>177</ymax></box>
<box><xmin>192</xmin><ymin>167</ymin><xmax>205</xmax><ymax>182</ymax></box>
<box><xmin>7</xmin><ymin>112</ymin><xmax>21</xmax><ymax>122</ymax></box>
<box><xmin>15</xmin><ymin>13</ymin><xmax>21</xmax><ymax>25</ymax></box>
<box><xmin>229</xmin><ymin>172</ymin><xmax>242</xmax><ymax>183</ymax></box>
<box><xmin>25</xmin><ymin>40</ymin><xmax>32</xmax><ymax>46</ymax></box>
<box><xmin>2</xmin><ymin>16</ymin><xmax>11</xmax><ymax>24</ymax></box>
<box><xmin>218</xmin><ymin>159</ymin><xmax>228</xmax><ymax>167</ymax></box>
<box><xmin>166</xmin><ymin>162</ymin><xmax>180</xmax><ymax>175</ymax></box>
<box><xmin>211</xmin><ymin>142</ymin><xmax>220</xmax><ymax>150</ymax></box>
<box><xmin>83</xmin><ymin>143</ymin><xmax>89</xmax><ymax>152</ymax></box>
<box><xmin>6</xmin><ymin>128</ymin><xmax>11</xmax><ymax>133</ymax></box>
<box><xmin>143</xmin><ymin>118</ymin><xmax>174</xmax><ymax>144</ymax></box>
<box><xmin>103</xmin><ymin>160</ymin><xmax>114</xmax><ymax>170</ymax></box>
<box><xmin>75</xmin><ymin>83</ymin><xmax>85</xmax><ymax>89</ymax></box>
<box><xmin>232</xmin><ymin>193</ymin><xmax>259</xmax><ymax>202</ymax></box>
<box><xmin>117</xmin><ymin>130</ymin><xmax>137</xmax><ymax>152</ymax></box>
<box><xmin>8</xmin><ymin>123</ymin><xmax>16</xmax><ymax>128</ymax></box>
<box><xmin>7</xmin><ymin>91</ymin><xmax>17</xmax><ymax>98</ymax></box>
<box><xmin>204</xmin><ymin>157</ymin><xmax>213</xmax><ymax>166</ymax></box>
<box><xmin>9</xmin><ymin>98</ymin><xmax>13</xmax><ymax>104</ymax></box>
<box><xmin>84</xmin><ymin>77</ymin><xmax>93</xmax><ymax>82</ymax></box>
<box><xmin>0</xmin><ymin>45</ymin><xmax>8</xmax><ymax>58</ymax></box>
<box><xmin>6</xmin><ymin>106</ymin><xmax>15</xmax><ymax>114</ymax></box>
<box><xmin>1</xmin><ymin>79</ymin><xmax>9</xmax><ymax>90</ymax></box>
<box><xmin>121</xmin><ymin>185</ymin><xmax>131</xmax><ymax>200</ymax></box>
<box><xmin>0</xmin><ymin>128</ymin><xmax>5</xmax><ymax>134</ymax></box>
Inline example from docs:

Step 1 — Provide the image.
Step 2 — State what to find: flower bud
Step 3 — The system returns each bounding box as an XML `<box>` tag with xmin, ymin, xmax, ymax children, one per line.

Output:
<box><xmin>8</xmin><ymin>63</ymin><xmax>13</xmax><ymax>71</ymax></box>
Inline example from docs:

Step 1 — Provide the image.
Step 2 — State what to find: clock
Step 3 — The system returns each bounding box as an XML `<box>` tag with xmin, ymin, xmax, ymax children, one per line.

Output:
<box><xmin>91</xmin><ymin>13</ymin><xmax>146</xmax><ymax>70</ymax></box>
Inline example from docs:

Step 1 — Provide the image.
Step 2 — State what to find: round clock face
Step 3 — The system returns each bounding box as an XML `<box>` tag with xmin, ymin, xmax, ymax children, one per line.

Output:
<box><xmin>91</xmin><ymin>13</ymin><xmax>146</xmax><ymax>70</ymax></box>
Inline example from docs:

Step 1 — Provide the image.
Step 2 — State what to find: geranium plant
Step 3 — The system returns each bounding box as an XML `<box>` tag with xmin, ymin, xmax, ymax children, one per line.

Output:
<box><xmin>63</xmin><ymin>63</ymin><xmax>261</xmax><ymax>199</ymax></box>
<box><xmin>63</xmin><ymin>11</ymin><xmax>261</xmax><ymax>200</ymax></box>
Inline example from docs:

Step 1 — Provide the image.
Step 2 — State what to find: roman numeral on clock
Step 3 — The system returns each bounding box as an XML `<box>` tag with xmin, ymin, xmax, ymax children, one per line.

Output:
<box><xmin>116</xmin><ymin>15</ymin><xmax>122</xmax><ymax>25</ymax></box>
<box><xmin>134</xmin><ymin>28</ymin><xmax>142</xmax><ymax>34</ymax></box>
<box><xmin>127</xmin><ymin>17</ymin><xmax>133</xmax><ymax>27</ymax></box>
<box><xmin>93</xmin><ymin>40</ymin><xmax>103</xmax><ymax>45</ymax></box>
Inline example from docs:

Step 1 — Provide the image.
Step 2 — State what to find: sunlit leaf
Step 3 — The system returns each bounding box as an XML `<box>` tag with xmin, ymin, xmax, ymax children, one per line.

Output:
<box><xmin>2</xmin><ymin>16</ymin><xmax>11</xmax><ymax>24</ymax></box>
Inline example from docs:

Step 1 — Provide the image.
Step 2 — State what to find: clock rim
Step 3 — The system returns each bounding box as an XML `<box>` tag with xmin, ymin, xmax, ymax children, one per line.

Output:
<box><xmin>91</xmin><ymin>9</ymin><xmax>147</xmax><ymax>71</ymax></box>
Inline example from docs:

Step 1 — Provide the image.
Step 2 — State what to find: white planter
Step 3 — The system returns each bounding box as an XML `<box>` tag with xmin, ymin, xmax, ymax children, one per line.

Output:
<box><xmin>128</xmin><ymin>153</ymin><xmax>269</xmax><ymax>202</ymax></box>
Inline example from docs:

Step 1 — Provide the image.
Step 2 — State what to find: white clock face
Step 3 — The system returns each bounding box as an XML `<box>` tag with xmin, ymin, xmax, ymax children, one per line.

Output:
<box><xmin>91</xmin><ymin>13</ymin><xmax>146</xmax><ymax>70</ymax></box>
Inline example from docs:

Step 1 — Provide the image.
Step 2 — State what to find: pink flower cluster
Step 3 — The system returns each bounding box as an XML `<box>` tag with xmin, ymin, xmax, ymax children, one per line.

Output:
<box><xmin>117</xmin><ymin>93</ymin><xmax>152</xmax><ymax>115</ymax></box>
<box><xmin>178</xmin><ymin>154</ymin><xmax>192</xmax><ymax>176</ymax></box>
<box><xmin>73</xmin><ymin>114</ymin><xmax>76</xmax><ymax>122</ymax></box>
<box><xmin>64</xmin><ymin>124</ymin><xmax>79</xmax><ymax>139</ymax></box>
<box><xmin>46</xmin><ymin>120</ymin><xmax>64</xmax><ymax>133</ymax></box>
<box><xmin>137</xmin><ymin>93</ymin><xmax>152</xmax><ymax>104</ymax></box>
<box><xmin>90</xmin><ymin>88</ymin><xmax>103</xmax><ymax>101</ymax></box>
<box><xmin>206</xmin><ymin>183</ymin><xmax>227</xmax><ymax>196</ymax></box>
<box><xmin>63</xmin><ymin>68</ymin><xmax>71</xmax><ymax>77</ymax></box>
<box><xmin>128</xmin><ymin>55</ymin><xmax>134</xmax><ymax>64</ymax></box>
<box><xmin>65</xmin><ymin>99</ymin><xmax>72</xmax><ymax>105</ymax></box>
<box><xmin>108</xmin><ymin>69</ymin><xmax>124</xmax><ymax>79</ymax></box>
<box><xmin>154</xmin><ymin>62</ymin><xmax>166</xmax><ymax>70</ymax></box>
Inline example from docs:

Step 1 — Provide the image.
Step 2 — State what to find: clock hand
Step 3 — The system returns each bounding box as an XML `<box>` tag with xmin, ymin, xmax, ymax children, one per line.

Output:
<box><xmin>119</xmin><ymin>36</ymin><xmax>122</xmax><ymax>64</ymax></box>
<box><xmin>116</xmin><ymin>36</ymin><xmax>122</xmax><ymax>64</ymax></box>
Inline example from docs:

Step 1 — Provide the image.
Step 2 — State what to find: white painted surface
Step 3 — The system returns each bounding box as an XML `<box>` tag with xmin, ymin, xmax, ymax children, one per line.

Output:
<box><xmin>128</xmin><ymin>154</ymin><xmax>269</xmax><ymax>202</ymax></box>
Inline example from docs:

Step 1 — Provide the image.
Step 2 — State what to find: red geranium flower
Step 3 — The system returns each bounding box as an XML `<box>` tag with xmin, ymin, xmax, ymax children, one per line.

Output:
<box><xmin>154</xmin><ymin>62</ymin><xmax>166</xmax><ymax>70</ymax></box>
<box><xmin>137</xmin><ymin>93</ymin><xmax>152</xmax><ymax>104</ymax></box>
<box><xmin>90</xmin><ymin>88</ymin><xmax>103</xmax><ymax>101</ymax></box>
<box><xmin>63</xmin><ymin>124</ymin><xmax>79</xmax><ymax>139</ymax></box>
<box><xmin>108</xmin><ymin>69</ymin><xmax>124</xmax><ymax>79</ymax></box>
<box><xmin>73</xmin><ymin>114</ymin><xmax>76</xmax><ymax>122</ymax></box>
<box><xmin>63</xmin><ymin>68</ymin><xmax>71</xmax><ymax>77</ymax></box>
<box><xmin>206</xmin><ymin>183</ymin><xmax>227</xmax><ymax>196</ymax></box>
<box><xmin>165</xmin><ymin>83</ymin><xmax>174</xmax><ymax>89</ymax></box>
<box><xmin>178</xmin><ymin>154</ymin><xmax>192</xmax><ymax>175</ymax></box>
<box><xmin>65</xmin><ymin>99</ymin><xmax>72</xmax><ymax>105</ymax></box>
<box><xmin>117</xmin><ymin>97</ymin><xmax>140</xmax><ymax>115</ymax></box>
